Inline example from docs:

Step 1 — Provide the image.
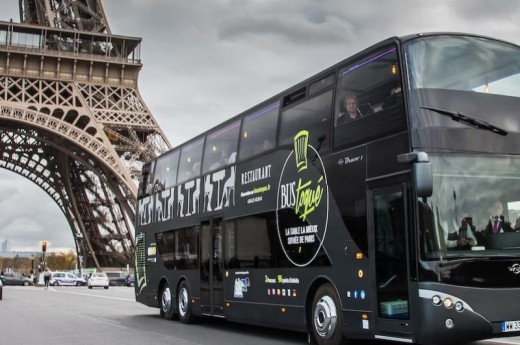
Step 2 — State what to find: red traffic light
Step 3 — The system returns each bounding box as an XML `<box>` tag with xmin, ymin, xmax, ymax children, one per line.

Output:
<box><xmin>42</xmin><ymin>241</ymin><xmax>47</xmax><ymax>252</ymax></box>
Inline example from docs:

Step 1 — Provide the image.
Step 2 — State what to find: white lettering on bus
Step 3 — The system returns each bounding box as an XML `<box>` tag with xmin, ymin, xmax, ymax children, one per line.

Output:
<box><xmin>280</xmin><ymin>182</ymin><xmax>296</xmax><ymax>208</ymax></box>
<box><xmin>241</xmin><ymin>165</ymin><xmax>272</xmax><ymax>185</ymax></box>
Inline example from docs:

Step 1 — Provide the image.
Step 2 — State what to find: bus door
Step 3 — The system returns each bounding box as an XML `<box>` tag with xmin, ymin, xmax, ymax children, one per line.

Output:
<box><xmin>200</xmin><ymin>218</ymin><xmax>224</xmax><ymax>316</ymax></box>
<box><xmin>368</xmin><ymin>180</ymin><xmax>412</xmax><ymax>339</ymax></box>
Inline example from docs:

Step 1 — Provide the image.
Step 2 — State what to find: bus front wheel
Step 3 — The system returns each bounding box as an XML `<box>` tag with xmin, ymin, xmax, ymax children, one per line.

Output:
<box><xmin>311</xmin><ymin>284</ymin><xmax>344</xmax><ymax>345</ymax></box>
<box><xmin>160</xmin><ymin>283</ymin><xmax>175</xmax><ymax>320</ymax></box>
<box><xmin>177</xmin><ymin>281</ymin><xmax>194</xmax><ymax>323</ymax></box>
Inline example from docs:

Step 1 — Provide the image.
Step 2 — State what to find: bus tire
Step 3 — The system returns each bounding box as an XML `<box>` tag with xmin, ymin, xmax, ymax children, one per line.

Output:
<box><xmin>177</xmin><ymin>281</ymin><xmax>194</xmax><ymax>324</ymax></box>
<box><xmin>311</xmin><ymin>283</ymin><xmax>344</xmax><ymax>345</ymax></box>
<box><xmin>160</xmin><ymin>283</ymin><xmax>175</xmax><ymax>320</ymax></box>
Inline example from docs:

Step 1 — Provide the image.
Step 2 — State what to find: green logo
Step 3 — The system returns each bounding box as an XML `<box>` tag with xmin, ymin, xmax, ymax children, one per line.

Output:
<box><xmin>276</xmin><ymin>130</ymin><xmax>329</xmax><ymax>267</ymax></box>
<box><xmin>293</xmin><ymin>131</ymin><xmax>324</xmax><ymax>222</ymax></box>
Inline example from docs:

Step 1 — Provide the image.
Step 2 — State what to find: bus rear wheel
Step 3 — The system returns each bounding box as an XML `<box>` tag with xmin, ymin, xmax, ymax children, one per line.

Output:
<box><xmin>177</xmin><ymin>281</ymin><xmax>194</xmax><ymax>323</ymax></box>
<box><xmin>311</xmin><ymin>284</ymin><xmax>344</xmax><ymax>345</ymax></box>
<box><xmin>160</xmin><ymin>283</ymin><xmax>175</xmax><ymax>320</ymax></box>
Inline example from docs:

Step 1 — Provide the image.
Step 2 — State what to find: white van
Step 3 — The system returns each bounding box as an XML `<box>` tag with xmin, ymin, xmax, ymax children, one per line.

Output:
<box><xmin>50</xmin><ymin>272</ymin><xmax>87</xmax><ymax>286</ymax></box>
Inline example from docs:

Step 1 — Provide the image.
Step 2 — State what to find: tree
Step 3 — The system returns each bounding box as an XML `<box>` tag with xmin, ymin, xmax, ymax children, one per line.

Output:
<box><xmin>45</xmin><ymin>251</ymin><xmax>77</xmax><ymax>271</ymax></box>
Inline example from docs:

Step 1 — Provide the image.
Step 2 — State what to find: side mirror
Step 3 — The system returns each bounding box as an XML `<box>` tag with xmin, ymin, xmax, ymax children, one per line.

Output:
<box><xmin>414</xmin><ymin>161</ymin><xmax>433</xmax><ymax>198</ymax></box>
<box><xmin>397</xmin><ymin>151</ymin><xmax>433</xmax><ymax>198</ymax></box>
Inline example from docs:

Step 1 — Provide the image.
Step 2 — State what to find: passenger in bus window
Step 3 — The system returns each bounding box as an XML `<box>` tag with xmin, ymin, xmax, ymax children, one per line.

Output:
<box><xmin>209</xmin><ymin>149</ymin><xmax>235</xmax><ymax>171</ymax></box>
<box><xmin>254</xmin><ymin>139</ymin><xmax>274</xmax><ymax>155</ymax></box>
<box><xmin>447</xmin><ymin>216</ymin><xmax>478</xmax><ymax>250</ymax></box>
<box><xmin>337</xmin><ymin>94</ymin><xmax>361</xmax><ymax>125</ymax></box>
<box><xmin>219</xmin><ymin>149</ymin><xmax>230</xmax><ymax>166</ymax></box>
<box><xmin>482</xmin><ymin>201</ymin><xmax>512</xmax><ymax>235</ymax></box>
<box><xmin>228</xmin><ymin>151</ymin><xmax>237</xmax><ymax>164</ymax></box>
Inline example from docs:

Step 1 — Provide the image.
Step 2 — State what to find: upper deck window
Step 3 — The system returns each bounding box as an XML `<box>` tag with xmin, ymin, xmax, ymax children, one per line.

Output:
<box><xmin>178</xmin><ymin>138</ymin><xmax>204</xmax><ymax>184</ymax></box>
<box><xmin>153</xmin><ymin>149</ymin><xmax>180</xmax><ymax>191</ymax></box>
<box><xmin>309</xmin><ymin>74</ymin><xmax>335</xmax><ymax>96</ymax></box>
<box><xmin>202</xmin><ymin>120</ymin><xmax>240</xmax><ymax>173</ymax></box>
<box><xmin>239</xmin><ymin>102</ymin><xmax>279</xmax><ymax>160</ymax></box>
<box><xmin>405</xmin><ymin>35</ymin><xmax>520</xmax><ymax>141</ymax></box>
<box><xmin>278</xmin><ymin>90</ymin><xmax>332</xmax><ymax>152</ymax></box>
<box><xmin>335</xmin><ymin>47</ymin><xmax>402</xmax><ymax>126</ymax></box>
<box><xmin>405</xmin><ymin>35</ymin><xmax>520</xmax><ymax>97</ymax></box>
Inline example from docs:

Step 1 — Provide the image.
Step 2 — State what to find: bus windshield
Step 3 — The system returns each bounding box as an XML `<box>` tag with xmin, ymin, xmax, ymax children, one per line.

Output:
<box><xmin>419</xmin><ymin>154</ymin><xmax>520</xmax><ymax>260</ymax></box>
<box><xmin>406</xmin><ymin>35</ymin><xmax>520</xmax><ymax>97</ymax></box>
<box><xmin>405</xmin><ymin>34</ymin><xmax>520</xmax><ymax>150</ymax></box>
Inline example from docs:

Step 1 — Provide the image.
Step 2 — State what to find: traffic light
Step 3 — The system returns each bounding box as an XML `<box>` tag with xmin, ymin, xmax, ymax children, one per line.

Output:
<box><xmin>42</xmin><ymin>241</ymin><xmax>47</xmax><ymax>253</ymax></box>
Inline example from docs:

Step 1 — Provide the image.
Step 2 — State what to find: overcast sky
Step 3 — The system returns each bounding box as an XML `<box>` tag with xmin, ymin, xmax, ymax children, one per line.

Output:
<box><xmin>1</xmin><ymin>0</ymin><xmax>520</xmax><ymax>253</ymax></box>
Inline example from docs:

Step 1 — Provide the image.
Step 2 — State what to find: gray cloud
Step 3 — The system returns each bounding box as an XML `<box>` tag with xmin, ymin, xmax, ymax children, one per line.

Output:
<box><xmin>0</xmin><ymin>173</ymin><xmax>71</xmax><ymax>252</ymax></box>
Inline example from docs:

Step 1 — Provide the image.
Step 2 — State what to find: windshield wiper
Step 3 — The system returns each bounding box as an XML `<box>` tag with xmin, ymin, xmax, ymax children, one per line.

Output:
<box><xmin>439</xmin><ymin>254</ymin><xmax>519</xmax><ymax>267</ymax></box>
<box><xmin>421</xmin><ymin>105</ymin><xmax>509</xmax><ymax>136</ymax></box>
<box><xmin>439</xmin><ymin>257</ymin><xmax>489</xmax><ymax>267</ymax></box>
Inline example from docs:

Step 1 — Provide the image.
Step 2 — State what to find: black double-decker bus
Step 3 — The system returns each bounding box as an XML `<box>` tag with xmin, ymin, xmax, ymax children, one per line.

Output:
<box><xmin>135</xmin><ymin>33</ymin><xmax>520</xmax><ymax>344</ymax></box>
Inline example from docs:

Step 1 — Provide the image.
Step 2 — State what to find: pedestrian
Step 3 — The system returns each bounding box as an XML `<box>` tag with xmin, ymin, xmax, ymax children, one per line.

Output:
<box><xmin>43</xmin><ymin>267</ymin><xmax>51</xmax><ymax>290</ymax></box>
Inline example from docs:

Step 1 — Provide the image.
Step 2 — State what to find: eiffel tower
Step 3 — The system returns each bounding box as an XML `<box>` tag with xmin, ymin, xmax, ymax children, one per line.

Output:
<box><xmin>0</xmin><ymin>1</ymin><xmax>170</xmax><ymax>269</ymax></box>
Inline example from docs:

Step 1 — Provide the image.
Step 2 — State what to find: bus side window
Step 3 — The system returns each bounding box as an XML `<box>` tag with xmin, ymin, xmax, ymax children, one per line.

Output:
<box><xmin>153</xmin><ymin>149</ymin><xmax>180</xmax><ymax>191</ymax></box>
<box><xmin>278</xmin><ymin>90</ymin><xmax>332</xmax><ymax>151</ymax></box>
<box><xmin>335</xmin><ymin>46</ymin><xmax>403</xmax><ymax>127</ymax></box>
<box><xmin>202</xmin><ymin>120</ymin><xmax>240</xmax><ymax>173</ymax></box>
<box><xmin>239</xmin><ymin>102</ymin><xmax>279</xmax><ymax>160</ymax></box>
<box><xmin>178</xmin><ymin>138</ymin><xmax>204</xmax><ymax>184</ymax></box>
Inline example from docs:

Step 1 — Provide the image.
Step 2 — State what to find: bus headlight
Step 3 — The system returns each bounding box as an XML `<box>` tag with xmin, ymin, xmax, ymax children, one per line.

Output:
<box><xmin>443</xmin><ymin>298</ymin><xmax>453</xmax><ymax>309</ymax></box>
<box><xmin>432</xmin><ymin>295</ymin><xmax>442</xmax><ymax>306</ymax></box>
<box><xmin>455</xmin><ymin>301</ymin><xmax>464</xmax><ymax>312</ymax></box>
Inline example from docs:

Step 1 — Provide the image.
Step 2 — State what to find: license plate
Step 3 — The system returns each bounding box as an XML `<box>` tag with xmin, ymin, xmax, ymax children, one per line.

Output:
<box><xmin>501</xmin><ymin>320</ymin><xmax>520</xmax><ymax>332</ymax></box>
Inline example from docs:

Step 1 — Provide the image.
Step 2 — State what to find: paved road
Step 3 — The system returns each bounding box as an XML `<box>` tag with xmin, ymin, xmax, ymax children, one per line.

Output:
<box><xmin>0</xmin><ymin>285</ymin><xmax>306</xmax><ymax>345</ymax></box>
<box><xmin>0</xmin><ymin>285</ymin><xmax>518</xmax><ymax>345</ymax></box>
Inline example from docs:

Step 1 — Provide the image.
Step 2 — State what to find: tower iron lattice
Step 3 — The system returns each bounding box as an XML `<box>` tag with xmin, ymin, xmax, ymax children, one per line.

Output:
<box><xmin>0</xmin><ymin>0</ymin><xmax>170</xmax><ymax>269</ymax></box>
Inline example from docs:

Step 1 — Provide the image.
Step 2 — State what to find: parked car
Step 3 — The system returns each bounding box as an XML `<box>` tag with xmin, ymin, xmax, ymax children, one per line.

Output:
<box><xmin>0</xmin><ymin>272</ymin><xmax>34</xmax><ymax>286</ymax></box>
<box><xmin>88</xmin><ymin>273</ymin><xmax>109</xmax><ymax>289</ymax></box>
<box><xmin>50</xmin><ymin>272</ymin><xmax>87</xmax><ymax>286</ymax></box>
<box><xmin>125</xmin><ymin>274</ymin><xmax>135</xmax><ymax>287</ymax></box>
<box><xmin>105</xmin><ymin>271</ymin><xmax>126</xmax><ymax>286</ymax></box>
<box><xmin>0</xmin><ymin>277</ymin><xmax>3</xmax><ymax>300</ymax></box>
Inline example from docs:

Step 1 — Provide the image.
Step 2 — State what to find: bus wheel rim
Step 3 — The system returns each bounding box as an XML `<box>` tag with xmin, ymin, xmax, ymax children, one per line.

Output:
<box><xmin>179</xmin><ymin>287</ymin><xmax>188</xmax><ymax>317</ymax></box>
<box><xmin>161</xmin><ymin>287</ymin><xmax>171</xmax><ymax>313</ymax></box>
<box><xmin>314</xmin><ymin>295</ymin><xmax>337</xmax><ymax>339</ymax></box>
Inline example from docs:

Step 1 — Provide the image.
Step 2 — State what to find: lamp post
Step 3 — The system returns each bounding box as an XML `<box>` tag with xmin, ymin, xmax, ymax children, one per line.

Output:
<box><xmin>75</xmin><ymin>235</ymin><xmax>83</xmax><ymax>278</ymax></box>
<box><xmin>36</xmin><ymin>241</ymin><xmax>47</xmax><ymax>286</ymax></box>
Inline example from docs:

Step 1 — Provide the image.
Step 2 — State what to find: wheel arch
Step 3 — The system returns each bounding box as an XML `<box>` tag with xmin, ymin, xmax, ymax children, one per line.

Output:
<box><xmin>175</xmin><ymin>275</ymin><xmax>190</xmax><ymax>295</ymax></box>
<box><xmin>157</xmin><ymin>276</ymin><xmax>170</xmax><ymax>304</ymax></box>
<box><xmin>305</xmin><ymin>276</ymin><xmax>342</xmax><ymax>334</ymax></box>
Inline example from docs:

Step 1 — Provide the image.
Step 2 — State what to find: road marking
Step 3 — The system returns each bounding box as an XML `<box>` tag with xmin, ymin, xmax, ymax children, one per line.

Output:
<box><xmin>482</xmin><ymin>339</ymin><xmax>520</xmax><ymax>345</ymax></box>
<box><xmin>50</xmin><ymin>289</ymin><xmax>135</xmax><ymax>302</ymax></box>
